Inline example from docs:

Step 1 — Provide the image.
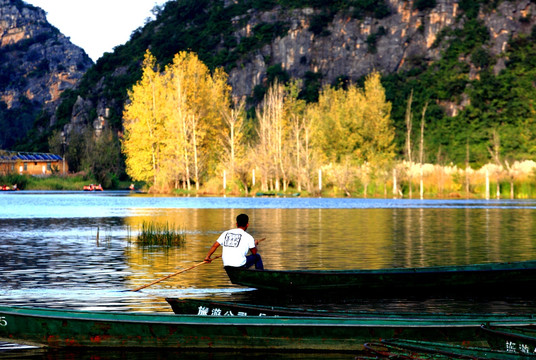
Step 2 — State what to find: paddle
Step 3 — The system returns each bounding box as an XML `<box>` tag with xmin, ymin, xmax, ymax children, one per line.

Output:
<box><xmin>130</xmin><ymin>255</ymin><xmax>222</xmax><ymax>292</ymax></box>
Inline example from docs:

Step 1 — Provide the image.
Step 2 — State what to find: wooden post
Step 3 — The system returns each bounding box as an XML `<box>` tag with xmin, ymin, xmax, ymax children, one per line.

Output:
<box><xmin>496</xmin><ymin>173</ymin><xmax>500</xmax><ymax>199</ymax></box>
<box><xmin>393</xmin><ymin>168</ymin><xmax>397</xmax><ymax>197</ymax></box>
<box><xmin>485</xmin><ymin>169</ymin><xmax>490</xmax><ymax>200</ymax></box>
<box><xmin>420</xmin><ymin>165</ymin><xmax>424</xmax><ymax>200</ymax></box>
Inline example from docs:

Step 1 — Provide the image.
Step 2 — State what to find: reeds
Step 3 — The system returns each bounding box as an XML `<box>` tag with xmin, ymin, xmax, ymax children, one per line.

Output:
<box><xmin>135</xmin><ymin>221</ymin><xmax>185</xmax><ymax>246</ymax></box>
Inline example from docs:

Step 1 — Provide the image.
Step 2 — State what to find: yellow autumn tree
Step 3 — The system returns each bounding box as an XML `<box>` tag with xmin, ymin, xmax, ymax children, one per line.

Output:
<box><xmin>163</xmin><ymin>52</ymin><xmax>230</xmax><ymax>190</ymax></box>
<box><xmin>359</xmin><ymin>72</ymin><xmax>396</xmax><ymax>166</ymax></box>
<box><xmin>306</xmin><ymin>72</ymin><xmax>395</xmax><ymax>194</ymax></box>
<box><xmin>254</xmin><ymin>81</ymin><xmax>290</xmax><ymax>191</ymax></box>
<box><xmin>309</xmin><ymin>71</ymin><xmax>395</xmax><ymax>166</ymax></box>
<box><xmin>123</xmin><ymin>50</ymin><xmax>230</xmax><ymax>192</ymax></box>
<box><xmin>308</xmin><ymin>85</ymin><xmax>355</xmax><ymax>163</ymax></box>
<box><xmin>122</xmin><ymin>51</ymin><xmax>168</xmax><ymax>188</ymax></box>
<box><xmin>220</xmin><ymin>97</ymin><xmax>247</xmax><ymax>188</ymax></box>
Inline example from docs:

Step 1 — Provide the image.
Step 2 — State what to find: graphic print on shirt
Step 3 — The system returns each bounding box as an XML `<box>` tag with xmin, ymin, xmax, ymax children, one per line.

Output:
<box><xmin>223</xmin><ymin>233</ymin><xmax>242</xmax><ymax>248</ymax></box>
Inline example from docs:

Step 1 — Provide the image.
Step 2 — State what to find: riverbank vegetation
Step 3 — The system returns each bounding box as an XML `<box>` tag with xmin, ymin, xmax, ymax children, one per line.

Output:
<box><xmin>0</xmin><ymin>173</ymin><xmax>91</xmax><ymax>190</ymax></box>
<box><xmin>0</xmin><ymin>173</ymin><xmax>135</xmax><ymax>191</ymax></box>
<box><xmin>118</xmin><ymin>50</ymin><xmax>536</xmax><ymax>199</ymax></box>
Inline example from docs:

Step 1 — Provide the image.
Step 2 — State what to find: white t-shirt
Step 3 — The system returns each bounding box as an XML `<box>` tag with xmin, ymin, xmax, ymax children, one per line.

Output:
<box><xmin>217</xmin><ymin>228</ymin><xmax>255</xmax><ymax>267</ymax></box>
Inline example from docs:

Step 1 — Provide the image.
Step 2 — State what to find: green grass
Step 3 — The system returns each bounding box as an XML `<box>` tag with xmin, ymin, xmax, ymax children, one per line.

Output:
<box><xmin>25</xmin><ymin>174</ymin><xmax>92</xmax><ymax>190</ymax></box>
<box><xmin>1</xmin><ymin>173</ymin><xmax>146</xmax><ymax>191</ymax></box>
<box><xmin>135</xmin><ymin>221</ymin><xmax>185</xmax><ymax>246</ymax></box>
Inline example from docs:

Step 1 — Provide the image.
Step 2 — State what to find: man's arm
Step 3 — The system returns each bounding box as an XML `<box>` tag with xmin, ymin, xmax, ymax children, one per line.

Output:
<box><xmin>204</xmin><ymin>242</ymin><xmax>220</xmax><ymax>262</ymax></box>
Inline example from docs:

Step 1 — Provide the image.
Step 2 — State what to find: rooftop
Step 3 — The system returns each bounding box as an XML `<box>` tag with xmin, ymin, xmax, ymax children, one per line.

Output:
<box><xmin>0</xmin><ymin>151</ymin><xmax>63</xmax><ymax>163</ymax></box>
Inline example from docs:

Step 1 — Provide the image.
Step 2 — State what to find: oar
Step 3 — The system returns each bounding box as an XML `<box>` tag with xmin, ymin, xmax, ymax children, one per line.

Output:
<box><xmin>130</xmin><ymin>255</ymin><xmax>222</xmax><ymax>292</ymax></box>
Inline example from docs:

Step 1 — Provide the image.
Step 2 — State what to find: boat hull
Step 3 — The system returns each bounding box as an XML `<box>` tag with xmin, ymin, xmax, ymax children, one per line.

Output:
<box><xmin>224</xmin><ymin>260</ymin><xmax>536</xmax><ymax>294</ymax></box>
<box><xmin>165</xmin><ymin>298</ymin><xmax>536</xmax><ymax>323</ymax></box>
<box><xmin>482</xmin><ymin>324</ymin><xmax>536</xmax><ymax>354</ymax></box>
<box><xmin>0</xmin><ymin>306</ymin><xmax>527</xmax><ymax>350</ymax></box>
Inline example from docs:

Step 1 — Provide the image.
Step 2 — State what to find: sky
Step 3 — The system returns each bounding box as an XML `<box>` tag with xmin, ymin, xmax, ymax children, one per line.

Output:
<box><xmin>24</xmin><ymin>0</ymin><xmax>169</xmax><ymax>62</ymax></box>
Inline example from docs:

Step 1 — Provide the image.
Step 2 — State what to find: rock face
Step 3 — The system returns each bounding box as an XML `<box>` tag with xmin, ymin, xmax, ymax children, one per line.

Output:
<box><xmin>227</xmin><ymin>0</ymin><xmax>535</xmax><ymax>98</ymax></box>
<box><xmin>0</xmin><ymin>0</ymin><xmax>92</xmax><ymax>143</ymax></box>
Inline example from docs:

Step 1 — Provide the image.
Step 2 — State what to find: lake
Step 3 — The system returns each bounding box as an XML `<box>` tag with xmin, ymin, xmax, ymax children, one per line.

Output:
<box><xmin>1</xmin><ymin>191</ymin><xmax>536</xmax><ymax>358</ymax></box>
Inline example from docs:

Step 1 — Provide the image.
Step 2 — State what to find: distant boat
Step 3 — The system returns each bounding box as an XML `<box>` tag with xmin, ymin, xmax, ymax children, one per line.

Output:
<box><xmin>255</xmin><ymin>192</ymin><xmax>300</xmax><ymax>197</ymax></box>
<box><xmin>83</xmin><ymin>184</ymin><xmax>103</xmax><ymax>191</ymax></box>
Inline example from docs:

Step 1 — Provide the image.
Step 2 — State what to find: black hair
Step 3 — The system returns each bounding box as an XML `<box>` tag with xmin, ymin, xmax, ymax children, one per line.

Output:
<box><xmin>236</xmin><ymin>214</ymin><xmax>249</xmax><ymax>227</ymax></box>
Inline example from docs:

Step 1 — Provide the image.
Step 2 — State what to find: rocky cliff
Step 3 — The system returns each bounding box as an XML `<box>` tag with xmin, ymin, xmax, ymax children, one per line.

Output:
<box><xmin>0</xmin><ymin>0</ymin><xmax>92</xmax><ymax>148</ymax></box>
<box><xmin>228</xmin><ymin>0</ymin><xmax>535</xmax><ymax>99</ymax></box>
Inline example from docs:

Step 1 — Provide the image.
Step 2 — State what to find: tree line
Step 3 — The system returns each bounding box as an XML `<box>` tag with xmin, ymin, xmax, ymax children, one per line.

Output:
<box><xmin>122</xmin><ymin>51</ymin><xmax>396</xmax><ymax>194</ymax></box>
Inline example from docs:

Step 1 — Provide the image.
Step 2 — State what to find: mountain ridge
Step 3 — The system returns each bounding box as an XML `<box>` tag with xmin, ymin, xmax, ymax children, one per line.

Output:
<box><xmin>0</xmin><ymin>0</ymin><xmax>93</xmax><ymax>149</ymax></box>
<box><xmin>3</xmin><ymin>0</ymin><xmax>536</xmax><ymax>184</ymax></box>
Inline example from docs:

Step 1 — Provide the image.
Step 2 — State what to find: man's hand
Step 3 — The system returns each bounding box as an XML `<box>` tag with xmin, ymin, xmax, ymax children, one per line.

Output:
<box><xmin>204</xmin><ymin>257</ymin><xmax>212</xmax><ymax>263</ymax></box>
<box><xmin>254</xmin><ymin>237</ymin><xmax>266</xmax><ymax>246</ymax></box>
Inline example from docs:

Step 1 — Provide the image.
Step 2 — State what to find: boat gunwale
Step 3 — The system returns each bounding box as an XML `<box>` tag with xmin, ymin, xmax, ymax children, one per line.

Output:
<box><xmin>2</xmin><ymin>306</ymin><xmax>534</xmax><ymax>328</ymax></box>
<box><xmin>237</xmin><ymin>259</ymin><xmax>536</xmax><ymax>275</ymax></box>
<box><xmin>482</xmin><ymin>323</ymin><xmax>536</xmax><ymax>340</ymax></box>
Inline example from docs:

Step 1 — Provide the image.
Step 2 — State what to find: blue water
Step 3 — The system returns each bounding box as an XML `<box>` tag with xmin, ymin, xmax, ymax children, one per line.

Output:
<box><xmin>3</xmin><ymin>191</ymin><xmax>536</xmax><ymax>219</ymax></box>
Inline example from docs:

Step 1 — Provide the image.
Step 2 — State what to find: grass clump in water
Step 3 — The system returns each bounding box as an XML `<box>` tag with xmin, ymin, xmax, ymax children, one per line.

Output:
<box><xmin>135</xmin><ymin>221</ymin><xmax>185</xmax><ymax>246</ymax></box>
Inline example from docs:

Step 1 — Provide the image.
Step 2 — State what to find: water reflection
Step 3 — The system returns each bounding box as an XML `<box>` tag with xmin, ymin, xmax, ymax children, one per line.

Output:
<box><xmin>1</xmin><ymin>192</ymin><xmax>536</xmax><ymax>315</ymax></box>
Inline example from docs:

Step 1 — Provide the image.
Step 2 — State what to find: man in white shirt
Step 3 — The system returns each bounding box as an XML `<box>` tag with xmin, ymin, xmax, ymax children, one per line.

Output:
<box><xmin>204</xmin><ymin>214</ymin><xmax>264</xmax><ymax>270</ymax></box>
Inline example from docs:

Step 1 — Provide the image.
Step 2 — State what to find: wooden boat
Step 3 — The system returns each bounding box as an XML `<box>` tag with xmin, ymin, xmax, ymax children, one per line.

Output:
<box><xmin>481</xmin><ymin>324</ymin><xmax>536</xmax><ymax>355</ymax></box>
<box><xmin>165</xmin><ymin>298</ymin><xmax>536</xmax><ymax>323</ymax></box>
<box><xmin>166</xmin><ymin>297</ymin><xmax>350</xmax><ymax>317</ymax></box>
<box><xmin>224</xmin><ymin>259</ymin><xmax>536</xmax><ymax>295</ymax></box>
<box><xmin>1</xmin><ymin>305</ymin><xmax>533</xmax><ymax>350</ymax></box>
<box><xmin>366</xmin><ymin>338</ymin><xmax>536</xmax><ymax>359</ymax></box>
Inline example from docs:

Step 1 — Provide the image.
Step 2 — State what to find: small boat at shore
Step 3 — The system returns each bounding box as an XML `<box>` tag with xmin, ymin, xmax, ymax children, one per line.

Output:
<box><xmin>224</xmin><ymin>259</ymin><xmax>536</xmax><ymax>295</ymax></box>
<box><xmin>83</xmin><ymin>184</ymin><xmax>103</xmax><ymax>191</ymax></box>
<box><xmin>1</xmin><ymin>305</ymin><xmax>533</xmax><ymax>351</ymax></box>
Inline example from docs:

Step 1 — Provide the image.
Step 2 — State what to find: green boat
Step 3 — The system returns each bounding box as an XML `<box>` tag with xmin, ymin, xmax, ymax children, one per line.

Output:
<box><xmin>482</xmin><ymin>324</ymin><xmax>536</xmax><ymax>355</ymax></box>
<box><xmin>224</xmin><ymin>259</ymin><xmax>536</xmax><ymax>295</ymax></box>
<box><xmin>0</xmin><ymin>305</ymin><xmax>532</xmax><ymax>350</ymax></box>
<box><xmin>367</xmin><ymin>338</ymin><xmax>536</xmax><ymax>359</ymax></box>
<box><xmin>165</xmin><ymin>298</ymin><xmax>536</xmax><ymax>323</ymax></box>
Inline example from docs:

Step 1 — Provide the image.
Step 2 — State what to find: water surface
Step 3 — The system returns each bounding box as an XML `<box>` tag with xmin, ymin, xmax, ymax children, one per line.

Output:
<box><xmin>1</xmin><ymin>191</ymin><xmax>536</xmax><ymax>357</ymax></box>
<box><xmin>2</xmin><ymin>191</ymin><xmax>536</xmax><ymax>310</ymax></box>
